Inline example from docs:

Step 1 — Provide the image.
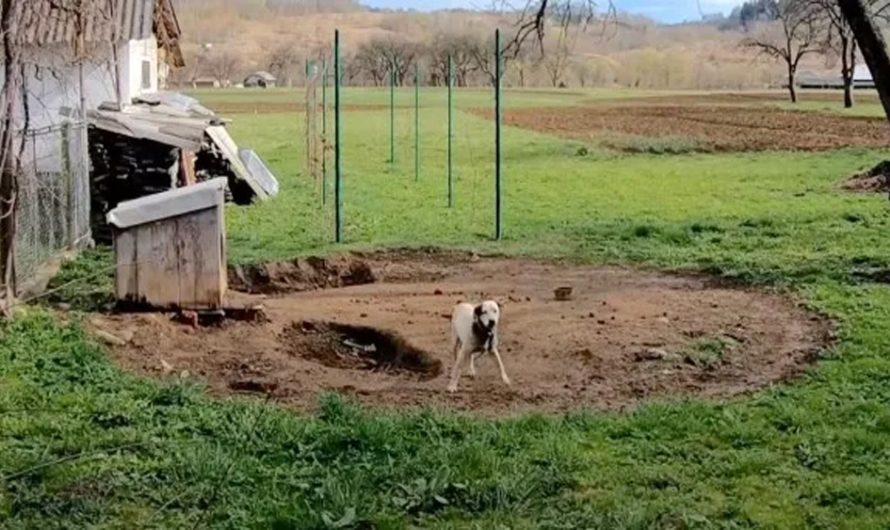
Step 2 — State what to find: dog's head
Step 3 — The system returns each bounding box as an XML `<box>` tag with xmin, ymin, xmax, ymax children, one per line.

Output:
<box><xmin>474</xmin><ymin>300</ymin><xmax>500</xmax><ymax>331</ymax></box>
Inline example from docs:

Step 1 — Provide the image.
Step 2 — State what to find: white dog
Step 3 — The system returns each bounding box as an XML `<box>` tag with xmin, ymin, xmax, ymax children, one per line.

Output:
<box><xmin>447</xmin><ymin>301</ymin><xmax>511</xmax><ymax>393</ymax></box>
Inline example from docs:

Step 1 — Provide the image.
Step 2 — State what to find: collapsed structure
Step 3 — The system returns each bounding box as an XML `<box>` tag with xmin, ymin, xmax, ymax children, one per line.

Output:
<box><xmin>87</xmin><ymin>92</ymin><xmax>278</xmax><ymax>243</ymax></box>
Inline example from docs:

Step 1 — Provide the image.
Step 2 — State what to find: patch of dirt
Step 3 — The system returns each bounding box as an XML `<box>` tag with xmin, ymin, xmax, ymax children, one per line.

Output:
<box><xmin>588</xmin><ymin>91</ymin><xmax>884</xmax><ymax>107</ymax></box>
<box><xmin>844</xmin><ymin>160</ymin><xmax>890</xmax><ymax>193</ymax></box>
<box><xmin>471</xmin><ymin>105</ymin><xmax>890</xmax><ymax>152</ymax></box>
<box><xmin>94</xmin><ymin>251</ymin><xmax>833</xmax><ymax>415</ymax></box>
<box><xmin>283</xmin><ymin>320</ymin><xmax>442</xmax><ymax>378</ymax></box>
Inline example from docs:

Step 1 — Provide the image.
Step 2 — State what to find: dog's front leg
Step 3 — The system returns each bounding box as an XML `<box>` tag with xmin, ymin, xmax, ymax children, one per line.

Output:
<box><xmin>491</xmin><ymin>348</ymin><xmax>511</xmax><ymax>386</ymax></box>
<box><xmin>468</xmin><ymin>351</ymin><xmax>482</xmax><ymax>377</ymax></box>
<box><xmin>448</xmin><ymin>345</ymin><xmax>469</xmax><ymax>393</ymax></box>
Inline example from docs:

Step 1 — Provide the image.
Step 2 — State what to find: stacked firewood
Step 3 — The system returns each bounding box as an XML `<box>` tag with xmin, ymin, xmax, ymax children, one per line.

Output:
<box><xmin>88</xmin><ymin>127</ymin><xmax>180</xmax><ymax>244</ymax></box>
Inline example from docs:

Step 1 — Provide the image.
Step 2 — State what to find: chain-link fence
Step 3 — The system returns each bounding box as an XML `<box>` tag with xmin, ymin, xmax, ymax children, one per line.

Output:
<box><xmin>14</xmin><ymin>121</ymin><xmax>91</xmax><ymax>292</ymax></box>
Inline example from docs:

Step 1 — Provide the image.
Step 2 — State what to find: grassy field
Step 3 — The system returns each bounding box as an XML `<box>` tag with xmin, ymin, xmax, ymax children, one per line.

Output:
<box><xmin>4</xmin><ymin>87</ymin><xmax>890</xmax><ymax>528</ymax></box>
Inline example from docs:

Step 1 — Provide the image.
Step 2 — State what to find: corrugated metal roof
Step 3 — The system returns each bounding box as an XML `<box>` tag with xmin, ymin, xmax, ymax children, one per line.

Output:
<box><xmin>249</xmin><ymin>71</ymin><xmax>277</xmax><ymax>81</ymax></box>
<box><xmin>19</xmin><ymin>0</ymin><xmax>181</xmax><ymax>56</ymax></box>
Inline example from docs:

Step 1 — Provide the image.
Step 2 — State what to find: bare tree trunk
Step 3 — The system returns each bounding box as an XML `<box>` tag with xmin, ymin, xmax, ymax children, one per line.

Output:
<box><xmin>838</xmin><ymin>0</ymin><xmax>890</xmax><ymax>122</ymax></box>
<box><xmin>549</xmin><ymin>69</ymin><xmax>559</xmax><ymax>87</ymax></box>
<box><xmin>787</xmin><ymin>64</ymin><xmax>798</xmax><ymax>103</ymax></box>
<box><xmin>0</xmin><ymin>0</ymin><xmax>22</xmax><ymax>313</ymax></box>
<box><xmin>841</xmin><ymin>36</ymin><xmax>856</xmax><ymax>108</ymax></box>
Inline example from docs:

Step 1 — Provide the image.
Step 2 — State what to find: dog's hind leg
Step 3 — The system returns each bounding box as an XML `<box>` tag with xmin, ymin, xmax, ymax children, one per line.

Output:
<box><xmin>491</xmin><ymin>348</ymin><xmax>511</xmax><ymax>386</ymax></box>
<box><xmin>447</xmin><ymin>345</ymin><xmax>470</xmax><ymax>393</ymax></box>
<box><xmin>451</xmin><ymin>336</ymin><xmax>461</xmax><ymax>361</ymax></box>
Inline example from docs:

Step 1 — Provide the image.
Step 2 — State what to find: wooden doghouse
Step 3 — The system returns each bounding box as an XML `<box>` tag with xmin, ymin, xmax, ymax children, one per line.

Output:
<box><xmin>107</xmin><ymin>178</ymin><xmax>228</xmax><ymax>311</ymax></box>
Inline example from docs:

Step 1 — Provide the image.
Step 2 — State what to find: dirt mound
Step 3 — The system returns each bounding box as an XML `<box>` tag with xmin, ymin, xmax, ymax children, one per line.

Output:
<box><xmin>229</xmin><ymin>256</ymin><xmax>376</xmax><ymax>294</ymax></box>
<box><xmin>472</xmin><ymin>105</ymin><xmax>890</xmax><ymax>153</ymax></box>
<box><xmin>95</xmin><ymin>252</ymin><xmax>833</xmax><ymax>415</ymax></box>
<box><xmin>228</xmin><ymin>249</ymin><xmax>480</xmax><ymax>294</ymax></box>
<box><xmin>844</xmin><ymin>160</ymin><xmax>890</xmax><ymax>193</ymax></box>
<box><xmin>283</xmin><ymin>320</ymin><xmax>442</xmax><ymax>378</ymax></box>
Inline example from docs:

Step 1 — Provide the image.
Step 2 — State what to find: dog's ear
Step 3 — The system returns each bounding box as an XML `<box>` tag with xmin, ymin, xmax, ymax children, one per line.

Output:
<box><xmin>474</xmin><ymin>304</ymin><xmax>483</xmax><ymax>318</ymax></box>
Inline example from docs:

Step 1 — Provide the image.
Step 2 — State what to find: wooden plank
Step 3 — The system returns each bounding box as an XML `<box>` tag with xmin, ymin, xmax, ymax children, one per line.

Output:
<box><xmin>135</xmin><ymin>220</ymin><xmax>181</xmax><ymax>308</ymax></box>
<box><xmin>113</xmin><ymin>229</ymin><xmax>139</xmax><ymax>302</ymax></box>
<box><xmin>180</xmin><ymin>149</ymin><xmax>197</xmax><ymax>187</ymax></box>
<box><xmin>218</xmin><ymin>203</ymin><xmax>228</xmax><ymax>297</ymax></box>
<box><xmin>175</xmin><ymin>214</ymin><xmax>198</xmax><ymax>308</ymax></box>
<box><xmin>176</xmin><ymin>207</ymin><xmax>223</xmax><ymax>310</ymax></box>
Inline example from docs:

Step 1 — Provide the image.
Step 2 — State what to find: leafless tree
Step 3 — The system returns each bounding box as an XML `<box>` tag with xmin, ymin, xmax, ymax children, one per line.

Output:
<box><xmin>497</xmin><ymin>0</ymin><xmax>613</xmax><ymax>59</ymax></box>
<box><xmin>572</xmin><ymin>59</ymin><xmax>593</xmax><ymax>87</ymax></box>
<box><xmin>352</xmin><ymin>40</ymin><xmax>389</xmax><ymax>86</ymax></box>
<box><xmin>342</xmin><ymin>52</ymin><xmax>364</xmax><ymax>85</ymax></box>
<box><xmin>353</xmin><ymin>37</ymin><xmax>416</xmax><ymax>86</ymax></box>
<box><xmin>507</xmin><ymin>42</ymin><xmax>537</xmax><ymax>87</ymax></box>
<box><xmin>205</xmin><ymin>48</ymin><xmax>241</xmax><ymax>87</ymax></box>
<box><xmin>817</xmin><ymin>0</ymin><xmax>858</xmax><ymax>106</ymax></box>
<box><xmin>541</xmin><ymin>26</ymin><xmax>576</xmax><ymax>86</ymax></box>
<box><xmin>742</xmin><ymin>0</ymin><xmax>825</xmax><ymax>103</ymax></box>
<box><xmin>483</xmin><ymin>1</ymin><xmax>615</xmax><ymax>88</ymax></box>
<box><xmin>379</xmin><ymin>39</ymin><xmax>417</xmax><ymax>86</ymax></box>
<box><xmin>469</xmin><ymin>33</ymin><xmax>504</xmax><ymax>85</ymax></box>
<box><xmin>428</xmin><ymin>32</ymin><xmax>479</xmax><ymax>87</ymax></box>
<box><xmin>267</xmin><ymin>42</ymin><xmax>303</xmax><ymax>87</ymax></box>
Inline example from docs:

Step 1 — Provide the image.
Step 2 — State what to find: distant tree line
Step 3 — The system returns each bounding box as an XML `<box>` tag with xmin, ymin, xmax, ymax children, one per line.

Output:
<box><xmin>263</xmin><ymin>32</ymin><xmax>559</xmax><ymax>88</ymax></box>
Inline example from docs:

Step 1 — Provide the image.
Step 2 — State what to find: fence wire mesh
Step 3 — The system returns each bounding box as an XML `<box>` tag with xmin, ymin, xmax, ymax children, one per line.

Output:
<box><xmin>14</xmin><ymin>121</ymin><xmax>91</xmax><ymax>292</ymax></box>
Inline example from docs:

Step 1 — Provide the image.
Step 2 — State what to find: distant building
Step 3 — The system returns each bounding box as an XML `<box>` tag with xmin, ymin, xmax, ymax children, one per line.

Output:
<box><xmin>798</xmin><ymin>74</ymin><xmax>844</xmax><ymax>89</ymax></box>
<box><xmin>853</xmin><ymin>65</ymin><xmax>875</xmax><ymax>89</ymax></box>
<box><xmin>244</xmin><ymin>71</ymin><xmax>277</xmax><ymax>88</ymax></box>
<box><xmin>192</xmin><ymin>77</ymin><xmax>221</xmax><ymax>89</ymax></box>
<box><xmin>798</xmin><ymin>65</ymin><xmax>875</xmax><ymax>90</ymax></box>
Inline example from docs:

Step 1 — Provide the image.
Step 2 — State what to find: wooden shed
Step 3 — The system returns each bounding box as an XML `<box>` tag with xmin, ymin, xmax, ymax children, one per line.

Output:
<box><xmin>107</xmin><ymin>178</ymin><xmax>228</xmax><ymax>311</ymax></box>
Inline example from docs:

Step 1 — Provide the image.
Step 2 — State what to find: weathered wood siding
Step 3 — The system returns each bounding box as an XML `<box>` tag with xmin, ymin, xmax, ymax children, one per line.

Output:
<box><xmin>113</xmin><ymin>205</ymin><xmax>225</xmax><ymax>310</ymax></box>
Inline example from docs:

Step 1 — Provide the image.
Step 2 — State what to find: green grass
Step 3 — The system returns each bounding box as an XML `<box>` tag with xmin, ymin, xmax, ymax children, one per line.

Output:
<box><xmin>5</xmin><ymin>88</ymin><xmax>890</xmax><ymax>528</ymax></box>
<box><xmin>681</xmin><ymin>337</ymin><xmax>731</xmax><ymax>369</ymax></box>
<box><xmin>772</xmin><ymin>100</ymin><xmax>887</xmax><ymax>118</ymax></box>
<box><xmin>602</xmin><ymin>133</ymin><xmax>708</xmax><ymax>155</ymax></box>
<box><xmin>41</xmin><ymin>249</ymin><xmax>115</xmax><ymax>313</ymax></box>
<box><xmin>188</xmin><ymin>86</ymin><xmax>666</xmax><ymax>111</ymax></box>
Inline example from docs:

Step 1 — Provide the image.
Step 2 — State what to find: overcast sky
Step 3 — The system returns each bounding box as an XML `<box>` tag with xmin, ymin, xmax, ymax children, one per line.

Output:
<box><xmin>361</xmin><ymin>1</ymin><xmax>741</xmax><ymax>24</ymax></box>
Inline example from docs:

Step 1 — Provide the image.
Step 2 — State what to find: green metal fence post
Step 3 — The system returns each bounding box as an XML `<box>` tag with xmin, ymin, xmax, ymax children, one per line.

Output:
<box><xmin>390</xmin><ymin>60</ymin><xmax>396</xmax><ymax>166</ymax></box>
<box><xmin>495</xmin><ymin>29</ymin><xmax>503</xmax><ymax>240</ymax></box>
<box><xmin>334</xmin><ymin>31</ymin><xmax>343</xmax><ymax>243</ymax></box>
<box><xmin>414</xmin><ymin>62</ymin><xmax>420</xmax><ymax>182</ymax></box>
<box><xmin>447</xmin><ymin>54</ymin><xmax>453</xmax><ymax>208</ymax></box>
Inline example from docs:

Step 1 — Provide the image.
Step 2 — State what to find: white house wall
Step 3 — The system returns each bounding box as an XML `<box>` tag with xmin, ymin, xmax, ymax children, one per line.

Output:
<box><xmin>7</xmin><ymin>37</ymin><xmax>160</xmax><ymax>172</ymax></box>
<box><xmin>120</xmin><ymin>37</ymin><xmax>159</xmax><ymax>104</ymax></box>
<box><xmin>5</xmin><ymin>48</ymin><xmax>118</xmax><ymax>173</ymax></box>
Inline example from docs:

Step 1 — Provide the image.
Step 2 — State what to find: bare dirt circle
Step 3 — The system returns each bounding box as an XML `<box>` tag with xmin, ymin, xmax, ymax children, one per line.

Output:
<box><xmin>92</xmin><ymin>250</ymin><xmax>833</xmax><ymax>414</ymax></box>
